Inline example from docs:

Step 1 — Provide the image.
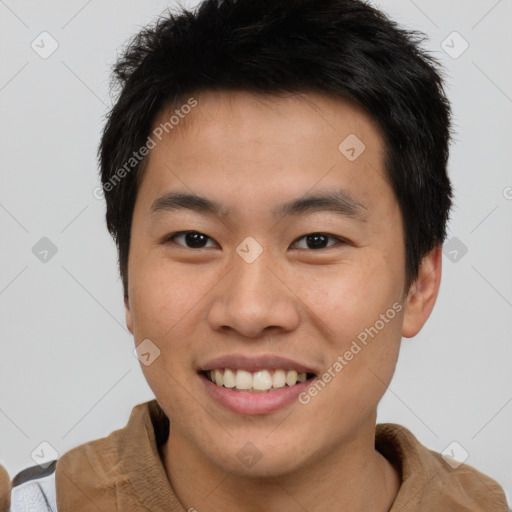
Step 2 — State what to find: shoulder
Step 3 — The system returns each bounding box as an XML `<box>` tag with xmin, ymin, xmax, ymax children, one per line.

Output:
<box><xmin>62</xmin><ymin>401</ymin><xmax>160</xmax><ymax>510</ymax></box>
<box><xmin>55</xmin><ymin>400</ymin><xmax>154</xmax><ymax>481</ymax></box>
<box><xmin>8</xmin><ymin>433</ymin><xmax>120</xmax><ymax>512</ymax></box>
<box><xmin>8</xmin><ymin>401</ymin><xmax>156</xmax><ymax>512</ymax></box>
<box><xmin>10</xmin><ymin>460</ymin><xmax>58</xmax><ymax>512</ymax></box>
<box><xmin>376</xmin><ymin>423</ymin><xmax>509</xmax><ymax>511</ymax></box>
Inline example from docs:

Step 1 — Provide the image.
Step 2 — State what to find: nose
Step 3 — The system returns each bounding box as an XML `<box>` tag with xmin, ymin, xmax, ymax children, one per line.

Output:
<box><xmin>206</xmin><ymin>248</ymin><xmax>301</xmax><ymax>339</ymax></box>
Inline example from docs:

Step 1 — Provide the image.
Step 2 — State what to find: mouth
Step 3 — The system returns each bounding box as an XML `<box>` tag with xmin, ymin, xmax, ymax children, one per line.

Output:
<box><xmin>198</xmin><ymin>355</ymin><xmax>318</xmax><ymax>415</ymax></box>
<box><xmin>198</xmin><ymin>354</ymin><xmax>319</xmax><ymax>414</ymax></box>
<box><xmin>201</xmin><ymin>368</ymin><xmax>317</xmax><ymax>393</ymax></box>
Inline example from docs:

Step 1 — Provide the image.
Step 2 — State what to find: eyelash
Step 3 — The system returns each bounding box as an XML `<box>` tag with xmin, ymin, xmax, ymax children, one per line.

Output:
<box><xmin>163</xmin><ymin>231</ymin><xmax>347</xmax><ymax>250</ymax></box>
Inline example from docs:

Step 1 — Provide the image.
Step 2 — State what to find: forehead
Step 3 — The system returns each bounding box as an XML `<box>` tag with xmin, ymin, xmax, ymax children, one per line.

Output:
<box><xmin>153</xmin><ymin>89</ymin><xmax>384</xmax><ymax>153</ymax></box>
<box><xmin>138</xmin><ymin>89</ymin><xmax>391</xmax><ymax>218</ymax></box>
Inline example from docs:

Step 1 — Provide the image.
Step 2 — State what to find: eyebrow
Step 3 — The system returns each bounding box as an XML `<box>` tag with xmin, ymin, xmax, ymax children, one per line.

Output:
<box><xmin>150</xmin><ymin>189</ymin><xmax>368</xmax><ymax>221</ymax></box>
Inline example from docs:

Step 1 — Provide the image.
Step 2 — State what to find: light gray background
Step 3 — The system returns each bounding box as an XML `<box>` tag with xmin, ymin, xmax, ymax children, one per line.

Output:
<box><xmin>1</xmin><ymin>0</ymin><xmax>511</xmax><ymax>501</ymax></box>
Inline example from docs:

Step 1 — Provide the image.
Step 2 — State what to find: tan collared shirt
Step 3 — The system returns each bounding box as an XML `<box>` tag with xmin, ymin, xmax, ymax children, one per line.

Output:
<box><xmin>19</xmin><ymin>400</ymin><xmax>507</xmax><ymax>511</ymax></box>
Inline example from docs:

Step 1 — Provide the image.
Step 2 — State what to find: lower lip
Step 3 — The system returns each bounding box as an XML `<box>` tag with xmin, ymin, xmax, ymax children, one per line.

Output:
<box><xmin>200</xmin><ymin>373</ymin><xmax>312</xmax><ymax>415</ymax></box>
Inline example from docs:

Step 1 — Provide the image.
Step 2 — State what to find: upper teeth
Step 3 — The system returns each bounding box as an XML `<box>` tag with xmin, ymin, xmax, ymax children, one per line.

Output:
<box><xmin>207</xmin><ymin>369</ymin><xmax>308</xmax><ymax>391</ymax></box>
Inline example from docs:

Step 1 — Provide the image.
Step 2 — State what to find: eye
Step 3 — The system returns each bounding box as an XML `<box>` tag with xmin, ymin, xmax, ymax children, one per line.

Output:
<box><xmin>164</xmin><ymin>231</ymin><xmax>219</xmax><ymax>249</ymax></box>
<box><xmin>163</xmin><ymin>231</ymin><xmax>346</xmax><ymax>251</ymax></box>
<box><xmin>291</xmin><ymin>232</ymin><xmax>345</xmax><ymax>250</ymax></box>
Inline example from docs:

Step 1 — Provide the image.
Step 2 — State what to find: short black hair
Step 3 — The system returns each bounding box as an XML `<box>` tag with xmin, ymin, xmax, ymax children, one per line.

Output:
<box><xmin>99</xmin><ymin>0</ymin><xmax>453</xmax><ymax>298</ymax></box>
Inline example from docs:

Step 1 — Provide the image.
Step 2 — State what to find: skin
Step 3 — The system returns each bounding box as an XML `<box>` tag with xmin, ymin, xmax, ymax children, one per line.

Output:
<box><xmin>125</xmin><ymin>90</ymin><xmax>442</xmax><ymax>512</ymax></box>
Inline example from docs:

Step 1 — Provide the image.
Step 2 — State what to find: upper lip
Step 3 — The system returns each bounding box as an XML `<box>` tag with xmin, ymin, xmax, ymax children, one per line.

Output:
<box><xmin>198</xmin><ymin>354</ymin><xmax>318</xmax><ymax>375</ymax></box>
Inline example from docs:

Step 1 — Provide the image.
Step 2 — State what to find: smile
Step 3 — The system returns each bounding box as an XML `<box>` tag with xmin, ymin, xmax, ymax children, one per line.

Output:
<box><xmin>203</xmin><ymin>368</ymin><xmax>315</xmax><ymax>392</ymax></box>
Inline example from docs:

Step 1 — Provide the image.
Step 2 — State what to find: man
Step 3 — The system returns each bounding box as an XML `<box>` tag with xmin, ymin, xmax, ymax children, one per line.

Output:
<box><xmin>9</xmin><ymin>0</ymin><xmax>509</xmax><ymax>510</ymax></box>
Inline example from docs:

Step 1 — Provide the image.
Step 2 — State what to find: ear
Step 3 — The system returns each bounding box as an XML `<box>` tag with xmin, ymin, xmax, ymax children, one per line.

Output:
<box><xmin>402</xmin><ymin>245</ymin><xmax>442</xmax><ymax>338</ymax></box>
<box><xmin>125</xmin><ymin>295</ymin><xmax>134</xmax><ymax>334</ymax></box>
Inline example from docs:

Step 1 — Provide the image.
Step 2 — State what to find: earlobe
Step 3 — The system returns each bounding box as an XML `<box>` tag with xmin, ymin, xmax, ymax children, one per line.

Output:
<box><xmin>402</xmin><ymin>245</ymin><xmax>442</xmax><ymax>338</ymax></box>
<box><xmin>125</xmin><ymin>295</ymin><xmax>134</xmax><ymax>334</ymax></box>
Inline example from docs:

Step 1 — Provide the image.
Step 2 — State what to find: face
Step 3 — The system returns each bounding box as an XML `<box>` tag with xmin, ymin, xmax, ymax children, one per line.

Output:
<box><xmin>125</xmin><ymin>90</ymin><xmax>426</xmax><ymax>476</ymax></box>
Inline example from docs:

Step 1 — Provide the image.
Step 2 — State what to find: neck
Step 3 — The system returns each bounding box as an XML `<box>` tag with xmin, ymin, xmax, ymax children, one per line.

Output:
<box><xmin>161</xmin><ymin>416</ymin><xmax>400</xmax><ymax>512</ymax></box>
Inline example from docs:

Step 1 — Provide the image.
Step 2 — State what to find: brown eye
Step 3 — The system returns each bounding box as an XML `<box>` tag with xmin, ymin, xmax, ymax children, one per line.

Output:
<box><xmin>291</xmin><ymin>233</ymin><xmax>344</xmax><ymax>250</ymax></box>
<box><xmin>165</xmin><ymin>231</ymin><xmax>218</xmax><ymax>249</ymax></box>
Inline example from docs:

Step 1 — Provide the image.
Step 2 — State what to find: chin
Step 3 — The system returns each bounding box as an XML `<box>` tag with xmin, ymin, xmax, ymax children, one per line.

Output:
<box><xmin>213</xmin><ymin>445</ymin><xmax>309</xmax><ymax>478</ymax></box>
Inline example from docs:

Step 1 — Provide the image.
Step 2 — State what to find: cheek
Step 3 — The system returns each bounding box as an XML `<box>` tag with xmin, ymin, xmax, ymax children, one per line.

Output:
<box><xmin>127</xmin><ymin>257</ymin><xmax>211</xmax><ymax>412</ymax></box>
<box><xmin>295</xmin><ymin>255</ymin><xmax>403</xmax><ymax>342</ymax></box>
<box><xmin>293</xmin><ymin>254</ymin><xmax>404</xmax><ymax>410</ymax></box>
<box><xmin>128</xmin><ymin>255</ymin><xmax>207</xmax><ymax>340</ymax></box>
